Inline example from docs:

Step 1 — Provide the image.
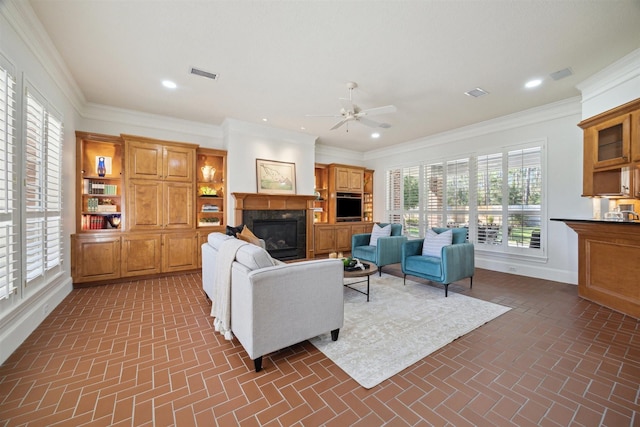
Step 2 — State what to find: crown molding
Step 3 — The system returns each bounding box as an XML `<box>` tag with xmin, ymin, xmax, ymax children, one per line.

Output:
<box><xmin>1</xmin><ymin>0</ymin><xmax>85</xmax><ymax>113</ymax></box>
<box><xmin>314</xmin><ymin>144</ymin><xmax>365</xmax><ymax>163</ymax></box>
<box><xmin>364</xmin><ymin>97</ymin><xmax>581</xmax><ymax>161</ymax></box>
<box><xmin>577</xmin><ymin>48</ymin><xmax>640</xmax><ymax>103</ymax></box>
<box><xmin>222</xmin><ymin>118</ymin><xmax>317</xmax><ymax>146</ymax></box>
<box><xmin>83</xmin><ymin>103</ymin><xmax>223</xmax><ymax>139</ymax></box>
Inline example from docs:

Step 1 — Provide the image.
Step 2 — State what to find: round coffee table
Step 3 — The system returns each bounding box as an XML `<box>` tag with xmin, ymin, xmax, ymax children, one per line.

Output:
<box><xmin>343</xmin><ymin>262</ymin><xmax>378</xmax><ymax>302</ymax></box>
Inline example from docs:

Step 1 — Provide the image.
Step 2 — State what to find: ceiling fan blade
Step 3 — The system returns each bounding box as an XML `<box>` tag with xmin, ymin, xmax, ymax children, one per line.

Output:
<box><xmin>330</xmin><ymin>119</ymin><xmax>348</xmax><ymax>130</ymax></box>
<box><xmin>339</xmin><ymin>98</ymin><xmax>355</xmax><ymax>114</ymax></box>
<box><xmin>358</xmin><ymin>117</ymin><xmax>386</xmax><ymax>128</ymax></box>
<box><xmin>357</xmin><ymin>105</ymin><xmax>397</xmax><ymax>116</ymax></box>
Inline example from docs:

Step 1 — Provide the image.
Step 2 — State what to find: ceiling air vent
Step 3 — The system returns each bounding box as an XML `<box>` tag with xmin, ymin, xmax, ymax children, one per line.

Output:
<box><xmin>189</xmin><ymin>67</ymin><xmax>219</xmax><ymax>81</ymax></box>
<box><xmin>550</xmin><ymin>67</ymin><xmax>573</xmax><ymax>81</ymax></box>
<box><xmin>464</xmin><ymin>87</ymin><xmax>489</xmax><ymax>98</ymax></box>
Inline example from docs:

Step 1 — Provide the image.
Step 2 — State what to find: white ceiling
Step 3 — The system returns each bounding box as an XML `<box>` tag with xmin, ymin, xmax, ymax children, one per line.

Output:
<box><xmin>29</xmin><ymin>0</ymin><xmax>640</xmax><ymax>152</ymax></box>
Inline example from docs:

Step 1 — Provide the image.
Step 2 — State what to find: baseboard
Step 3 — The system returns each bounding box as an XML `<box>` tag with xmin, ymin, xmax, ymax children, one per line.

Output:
<box><xmin>0</xmin><ymin>278</ymin><xmax>73</xmax><ymax>365</ymax></box>
<box><xmin>475</xmin><ymin>258</ymin><xmax>577</xmax><ymax>285</ymax></box>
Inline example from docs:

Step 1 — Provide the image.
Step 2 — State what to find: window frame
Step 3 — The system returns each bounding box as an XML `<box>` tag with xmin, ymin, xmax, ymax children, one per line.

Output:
<box><xmin>384</xmin><ymin>140</ymin><xmax>546</xmax><ymax>259</ymax></box>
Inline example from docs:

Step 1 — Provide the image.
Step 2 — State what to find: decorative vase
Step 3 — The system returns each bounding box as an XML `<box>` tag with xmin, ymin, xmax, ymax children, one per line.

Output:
<box><xmin>201</xmin><ymin>165</ymin><xmax>216</xmax><ymax>182</ymax></box>
<box><xmin>97</xmin><ymin>157</ymin><xmax>106</xmax><ymax>177</ymax></box>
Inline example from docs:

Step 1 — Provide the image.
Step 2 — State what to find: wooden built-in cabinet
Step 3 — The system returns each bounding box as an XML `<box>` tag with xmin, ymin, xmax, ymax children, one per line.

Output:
<box><xmin>335</xmin><ymin>166</ymin><xmax>363</xmax><ymax>192</ymax></box>
<box><xmin>71</xmin><ymin>131</ymin><xmax>227</xmax><ymax>285</ymax></box>
<box><xmin>196</xmin><ymin>148</ymin><xmax>227</xmax><ymax>229</ymax></box>
<box><xmin>580</xmin><ymin>98</ymin><xmax>640</xmax><ymax>198</ymax></box>
<box><xmin>312</xmin><ymin>163</ymin><xmax>374</xmax><ymax>256</ymax></box>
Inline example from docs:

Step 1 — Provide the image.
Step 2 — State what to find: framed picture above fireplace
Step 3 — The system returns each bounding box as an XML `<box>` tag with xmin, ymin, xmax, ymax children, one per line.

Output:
<box><xmin>256</xmin><ymin>159</ymin><xmax>296</xmax><ymax>195</ymax></box>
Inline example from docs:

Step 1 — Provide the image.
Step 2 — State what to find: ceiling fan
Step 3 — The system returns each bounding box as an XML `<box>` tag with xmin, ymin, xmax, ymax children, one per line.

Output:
<box><xmin>307</xmin><ymin>82</ymin><xmax>397</xmax><ymax>131</ymax></box>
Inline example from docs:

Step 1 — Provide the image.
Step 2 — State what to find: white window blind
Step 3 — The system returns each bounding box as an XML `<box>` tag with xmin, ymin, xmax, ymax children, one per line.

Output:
<box><xmin>424</xmin><ymin>162</ymin><xmax>444</xmax><ymax>229</ymax></box>
<box><xmin>402</xmin><ymin>166</ymin><xmax>421</xmax><ymax>238</ymax></box>
<box><xmin>445</xmin><ymin>159</ymin><xmax>469</xmax><ymax>227</ymax></box>
<box><xmin>25</xmin><ymin>87</ymin><xmax>63</xmax><ymax>285</ymax></box>
<box><xmin>508</xmin><ymin>147</ymin><xmax>542</xmax><ymax>248</ymax></box>
<box><xmin>0</xmin><ymin>59</ymin><xmax>17</xmax><ymax>300</ymax></box>
<box><xmin>385</xmin><ymin>168</ymin><xmax>403</xmax><ymax>225</ymax></box>
<box><xmin>477</xmin><ymin>153</ymin><xmax>503</xmax><ymax>245</ymax></box>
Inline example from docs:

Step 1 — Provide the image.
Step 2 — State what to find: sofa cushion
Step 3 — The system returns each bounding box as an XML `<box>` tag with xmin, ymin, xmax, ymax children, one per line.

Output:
<box><xmin>235</xmin><ymin>243</ymin><xmax>277</xmax><ymax>271</ymax></box>
<box><xmin>405</xmin><ymin>255</ymin><xmax>442</xmax><ymax>278</ymax></box>
<box><xmin>422</xmin><ymin>229</ymin><xmax>452</xmax><ymax>258</ymax></box>
<box><xmin>238</xmin><ymin>225</ymin><xmax>262</xmax><ymax>246</ymax></box>
<box><xmin>208</xmin><ymin>232</ymin><xmax>235</xmax><ymax>250</ymax></box>
<box><xmin>352</xmin><ymin>244</ymin><xmax>375</xmax><ymax>262</ymax></box>
<box><xmin>226</xmin><ymin>224</ymin><xmax>245</xmax><ymax>237</ymax></box>
<box><xmin>369</xmin><ymin>223</ymin><xmax>391</xmax><ymax>246</ymax></box>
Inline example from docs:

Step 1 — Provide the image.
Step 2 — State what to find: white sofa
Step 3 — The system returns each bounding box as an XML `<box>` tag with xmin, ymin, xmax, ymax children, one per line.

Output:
<box><xmin>202</xmin><ymin>232</ymin><xmax>345</xmax><ymax>371</ymax></box>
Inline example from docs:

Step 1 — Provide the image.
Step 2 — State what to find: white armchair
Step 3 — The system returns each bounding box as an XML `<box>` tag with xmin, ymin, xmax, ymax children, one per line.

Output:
<box><xmin>231</xmin><ymin>258</ymin><xmax>344</xmax><ymax>371</ymax></box>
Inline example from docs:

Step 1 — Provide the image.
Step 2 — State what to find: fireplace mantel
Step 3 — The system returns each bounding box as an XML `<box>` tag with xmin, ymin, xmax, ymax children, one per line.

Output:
<box><xmin>232</xmin><ymin>192</ymin><xmax>317</xmax><ymax>211</ymax></box>
<box><xmin>232</xmin><ymin>192</ymin><xmax>317</xmax><ymax>259</ymax></box>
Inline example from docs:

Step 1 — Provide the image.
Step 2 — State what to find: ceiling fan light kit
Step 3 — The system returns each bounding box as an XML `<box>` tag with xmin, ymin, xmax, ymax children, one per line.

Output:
<box><xmin>308</xmin><ymin>81</ymin><xmax>397</xmax><ymax>131</ymax></box>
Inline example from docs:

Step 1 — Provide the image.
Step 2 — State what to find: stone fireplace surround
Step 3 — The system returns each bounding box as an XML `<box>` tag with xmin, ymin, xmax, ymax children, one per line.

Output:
<box><xmin>232</xmin><ymin>193</ymin><xmax>317</xmax><ymax>260</ymax></box>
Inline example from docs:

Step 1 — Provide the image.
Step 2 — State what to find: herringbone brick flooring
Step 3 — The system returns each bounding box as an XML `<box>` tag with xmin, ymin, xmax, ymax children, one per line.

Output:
<box><xmin>0</xmin><ymin>267</ymin><xmax>639</xmax><ymax>426</ymax></box>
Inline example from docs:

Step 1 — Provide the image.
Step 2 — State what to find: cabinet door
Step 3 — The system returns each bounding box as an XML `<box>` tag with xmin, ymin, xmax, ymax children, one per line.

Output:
<box><xmin>127</xmin><ymin>141</ymin><xmax>163</xmax><ymax>179</ymax></box>
<box><xmin>592</xmin><ymin>114</ymin><xmax>631</xmax><ymax>169</ymax></box>
<box><xmin>632</xmin><ymin>110</ymin><xmax>640</xmax><ymax>162</ymax></box>
<box><xmin>164</xmin><ymin>145</ymin><xmax>194</xmax><ymax>182</ymax></box>
<box><xmin>162</xmin><ymin>232</ymin><xmax>199</xmax><ymax>272</ymax></box>
<box><xmin>335</xmin><ymin>168</ymin><xmax>350</xmax><ymax>191</ymax></box>
<box><xmin>165</xmin><ymin>182</ymin><xmax>194</xmax><ymax>229</ymax></box>
<box><xmin>122</xmin><ymin>234</ymin><xmax>162</xmax><ymax>277</ymax></box>
<box><xmin>336</xmin><ymin>227</ymin><xmax>352</xmax><ymax>251</ymax></box>
<box><xmin>71</xmin><ymin>236</ymin><xmax>121</xmax><ymax>283</ymax></box>
<box><xmin>314</xmin><ymin>227</ymin><xmax>336</xmax><ymax>254</ymax></box>
<box><xmin>348</xmin><ymin>169</ymin><xmax>363</xmax><ymax>191</ymax></box>
<box><xmin>127</xmin><ymin>180</ymin><xmax>163</xmax><ymax>230</ymax></box>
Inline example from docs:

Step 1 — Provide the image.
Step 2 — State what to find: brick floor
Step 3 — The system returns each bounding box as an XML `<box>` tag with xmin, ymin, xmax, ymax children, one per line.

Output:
<box><xmin>0</xmin><ymin>267</ymin><xmax>638</xmax><ymax>426</ymax></box>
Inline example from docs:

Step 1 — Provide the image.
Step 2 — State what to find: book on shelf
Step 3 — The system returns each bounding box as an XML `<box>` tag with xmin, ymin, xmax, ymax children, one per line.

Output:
<box><xmin>82</xmin><ymin>215</ymin><xmax>106</xmax><ymax>230</ymax></box>
<box><xmin>201</xmin><ymin>204</ymin><xmax>219</xmax><ymax>212</ymax></box>
<box><xmin>84</xmin><ymin>179</ymin><xmax>117</xmax><ymax>195</ymax></box>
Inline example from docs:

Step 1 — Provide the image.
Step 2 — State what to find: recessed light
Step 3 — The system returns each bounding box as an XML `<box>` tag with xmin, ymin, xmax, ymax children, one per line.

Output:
<box><xmin>262</xmin><ymin>118</ymin><xmax>268</xmax><ymax>122</ymax></box>
<box><xmin>162</xmin><ymin>80</ymin><xmax>177</xmax><ymax>89</ymax></box>
<box><xmin>371</xmin><ymin>133</ymin><xmax>380</xmax><ymax>139</ymax></box>
<box><xmin>300</xmin><ymin>126</ymin><xmax>306</xmax><ymax>131</ymax></box>
<box><xmin>525</xmin><ymin>79</ymin><xmax>542</xmax><ymax>89</ymax></box>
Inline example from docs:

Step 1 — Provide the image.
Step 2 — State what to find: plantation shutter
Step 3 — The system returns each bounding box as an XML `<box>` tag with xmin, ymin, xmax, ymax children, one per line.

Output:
<box><xmin>385</xmin><ymin>168</ymin><xmax>402</xmax><ymax>224</ymax></box>
<box><xmin>507</xmin><ymin>147</ymin><xmax>542</xmax><ymax>248</ymax></box>
<box><xmin>25</xmin><ymin>87</ymin><xmax>63</xmax><ymax>285</ymax></box>
<box><xmin>476</xmin><ymin>153</ymin><xmax>503</xmax><ymax>245</ymax></box>
<box><xmin>424</xmin><ymin>162</ymin><xmax>444</xmax><ymax>228</ymax></box>
<box><xmin>0</xmin><ymin>58</ymin><xmax>17</xmax><ymax>300</ymax></box>
<box><xmin>445</xmin><ymin>159</ymin><xmax>469</xmax><ymax>227</ymax></box>
<box><xmin>402</xmin><ymin>166</ymin><xmax>420</xmax><ymax>238</ymax></box>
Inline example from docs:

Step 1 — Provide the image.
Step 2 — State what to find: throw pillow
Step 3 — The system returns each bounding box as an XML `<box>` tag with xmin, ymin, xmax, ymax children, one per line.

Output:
<box><xmin>226</xmin><ymin>224</ymin><xmax>245</xmax><ymax>237</ymax></box>
<box><xmin>238</xmin><ymin>226</ymin><xmax>262</xmax><ymax>247</ymax></box>
<box><xmin>422</xmin><ymin>229</ymin><xmax>453</xmax><ymax>258</ymax></box>
<box><xmin>369</xmin><ymin>223</ymin><xmax>391</xmax><ymax>246</ymax></box>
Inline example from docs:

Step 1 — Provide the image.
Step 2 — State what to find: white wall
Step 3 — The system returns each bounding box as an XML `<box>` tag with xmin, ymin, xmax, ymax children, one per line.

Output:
<box><xmin>222</xmin><ymin>119</ymin><xmax>317</xmax><ymax>225</ymax></box>
<box><xmin>363</xmin><ymin>98</ymin><xmax>588</xmax><ymax>284</ymax></box>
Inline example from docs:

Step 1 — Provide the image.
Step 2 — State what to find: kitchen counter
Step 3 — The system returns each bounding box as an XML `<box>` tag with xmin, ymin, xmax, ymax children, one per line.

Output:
<box><xmin>554</xmin><ymin>218</ymin><xmax>640</xmax><ymax>319</ymax></box>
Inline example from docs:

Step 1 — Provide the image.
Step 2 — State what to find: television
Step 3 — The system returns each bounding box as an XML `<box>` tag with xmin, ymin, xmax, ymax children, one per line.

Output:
<box><xmin>336</xmin><ymin>194</ymin><xmax>362</xmax><ymax>221</ymax></box>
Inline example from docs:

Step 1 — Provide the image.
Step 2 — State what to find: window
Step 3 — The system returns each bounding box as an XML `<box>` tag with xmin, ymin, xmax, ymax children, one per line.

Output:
<box><xmin>0</xmin><ymin>58</ymin><xmax>17</xmax><ymax>300</ymax></box>
<box><xmin>385</xmin><ymin>143</ymin><xmax>544</xmax><ymax>254</ymax></box>
<box><xmin>24</xmin><ymin>86</ymin><xmax>63</xmax><ymax>286</ymax></box>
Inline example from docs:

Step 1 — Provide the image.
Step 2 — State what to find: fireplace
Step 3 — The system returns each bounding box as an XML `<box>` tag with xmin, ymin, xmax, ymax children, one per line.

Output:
<box><xmin>233</xmin><ymin>192</ymin><xmax>316</xmax><ymax>261</ymax></box>
<box><xmin>253</xmin><ymin>219</ymin><xmax>298</xmax><ymax>260</ymax></box>
<box><xmin>242</xmin><ymin>210</ymin><xmax>306</xmax><ymax>261</ymax></box>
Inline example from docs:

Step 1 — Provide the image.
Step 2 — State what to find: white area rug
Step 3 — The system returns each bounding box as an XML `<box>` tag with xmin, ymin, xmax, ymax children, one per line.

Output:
<box><xmin>309</xmin><ymin>274</ymin><xmax>511</xmax><ymax>389</ymax></box>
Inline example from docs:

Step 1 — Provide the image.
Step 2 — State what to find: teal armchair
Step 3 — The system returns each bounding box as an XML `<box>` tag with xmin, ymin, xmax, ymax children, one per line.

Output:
<box><xmin>401</xmin><ymin>227</ymin><xmax>474</xmax><ymax>297</ymax></box>
<box><xmin>351</xmin><ymin>223</ymin><xmax>407</xmax><ymax>276</ymax></box>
